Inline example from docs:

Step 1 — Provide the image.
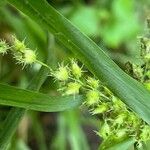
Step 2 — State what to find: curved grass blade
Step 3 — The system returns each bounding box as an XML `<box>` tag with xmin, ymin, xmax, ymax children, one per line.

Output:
<box><xmin>0</xmin><ymin>83</ymin><xmax>82</xmax><ymax>112</ymax></box>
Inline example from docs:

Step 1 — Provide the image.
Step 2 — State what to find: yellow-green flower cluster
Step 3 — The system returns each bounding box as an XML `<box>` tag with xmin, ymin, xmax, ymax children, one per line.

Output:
<box><xmin>51</xmin><ymin>60</ymin><xmax>82</xmax><ymax>95</ymax></box>
<box><xmin>1</xmin><ymin>34</ymin><xmax>150</xmax><ymax>148</ymax></box>
<box><xmin>0</xmin><ymin>40</ymin><xmax>10</xmax><ymax>55</ymax></box>
<box><xmin>52</xmin><ymin>58</ymin><xmax>150</xmax><ymax>148</ymax></box>
<box><xmin>11</xmin><ymin>36</ymin><xmax>37</xmax><ymax>66</ymax></box>
<box><xmin>0</xmin><ymin>36</ymin><xmax>37</xmax><ymax>67</ymax></box>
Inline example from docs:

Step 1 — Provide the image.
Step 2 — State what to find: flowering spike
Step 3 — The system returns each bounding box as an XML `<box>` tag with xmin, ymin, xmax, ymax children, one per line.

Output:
<box><xmin>23</xmin><ymin>50</ymin><xmax>37</xmax><ymax>64</ymax></box>
<box><xmin>0</xmin><ymin>40</ymin><xmax>10</xmax><ymax>55</ymax></box>
<box><xmin>12</xmin><ymin>36</ymin><xmax>26</xmax><ymax>52</ymax></box>
<box><xmin>92</xmin><ymin>103</ymin><xmax>108</xmax><ymax>115</ymax></box>
<box><xmin>113</xmin><ymin>113</ymin><xmax>127</xmax><ymax>126</ymax></box>
<box><xmin>86</xmin><ymin>90</ymin><xmax>100</xmax><ymax>106</ymax></box>
<box><xmin>87</xmin><ymin>77</ymin><xmax>99</xmax><ymax>89</ymax></box>
<box><xmin>128</xmin><ymin>113</ymin><xmax>141</xmax><ymax>128</ymax></box>
<box><xmin>115</xmin><ymin>129</ymin><xmax>127</xmax><ymax>139</ymax></box>
<box><xmin>54</xmin><ymin>64</ymin><xmax>69</xmax><ymax>81</ymax></box>
<box><xmin>71</xmin><ymin>60</ymin><xmax>82</xmax><ymax>78</ymax></box>
<box><xmin>65</xmin><ymin>82</ymin><xmax>81</xmax><ymax>95</ymax></box>
<box><xmin>99</xmin><ymin>122</ymin><xmax>111</xmax><ymax>139</ymax></box>
<box><xmin>140</xmin><ymin>125</ymin><xmax>150</xmax><ymax>141</ymax></box>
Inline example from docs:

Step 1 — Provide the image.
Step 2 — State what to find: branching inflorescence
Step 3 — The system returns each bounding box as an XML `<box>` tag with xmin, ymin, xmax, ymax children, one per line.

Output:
<box><xmin>1</xmin><ymin>33</ymin><xmax>150</xmax><ymax>148</ymax></box>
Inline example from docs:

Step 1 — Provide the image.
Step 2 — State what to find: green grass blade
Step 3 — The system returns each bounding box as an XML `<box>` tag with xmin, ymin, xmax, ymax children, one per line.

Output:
<box><xmin>0</xmin><ymin>83</ymin><xmax>82</xmax><ymax>112</ymax></box>
<box><xmin>7</xmin><ymin>0</ymin><xmax>150</xmax><ymax>124</ymax></box>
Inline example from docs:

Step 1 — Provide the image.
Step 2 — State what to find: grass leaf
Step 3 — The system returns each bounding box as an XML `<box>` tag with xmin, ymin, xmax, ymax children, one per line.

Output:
<box><xmin>0</xmin><ymin>83</ymin><xmax>82</xmax><ymax>112</ymax></box>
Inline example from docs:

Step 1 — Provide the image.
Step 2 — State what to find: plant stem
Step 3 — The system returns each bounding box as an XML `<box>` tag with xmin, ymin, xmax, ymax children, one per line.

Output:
<box><xmin>36</xmin><ymin>59</ymin><xmax>52</xmax><ymax>71</ymax></box>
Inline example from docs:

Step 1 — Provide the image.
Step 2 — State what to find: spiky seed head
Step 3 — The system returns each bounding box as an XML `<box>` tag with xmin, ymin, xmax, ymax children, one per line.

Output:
<box><xmin>112</xmin><ymin>96</ymin><xmax>126</xmax><ymax>111</ymax></box>
<box><xmin>140</xmin><ymin>125</ymin><xmax>150</xmax><ymax>141</ymax></box>
<box><xmin>87</xmin><ymin>77</ymin><xmax>99</xmax><ymax>89</ymax></box>
<box><xmin>116</xmin><ymin>129</ymin><xmax>127</xmax><ymax>139</ymax></box>
<box><xmin>13</xmin><ymin>52</ymin><xmax>23</xmax><ymax>64</ymax></box>
<box><xmin>0</xmin><ymin>40</ymin><xmax>9</xmax><ymax>55</ymax></box>
<box><xmin>13</xmin><ymin>49</ymin><xmax>36</xmax><ymax>65</ymax></box>
<box><xmin>127</xmin><ymin>113</ymin><xmax>141</xmax><ymax>128</ymax></box>
<box><xmin>99</xmin><ymin>122</ymin><xmax>111</xmax><ymax>139</ymax></box>
<box><xmin>23</xmin><ymin>50</ymin><xmax>36</xmax><ymax>64</ymax></box>
<box><xmin>12</xmin><ymin>36</ymin><xmax>26</xmax><ymax>52</ymax></box>
<box><xmin>55</xmin><ymin>65</ymin><xmax>69</xmax><ymax>81</ymax></box>
<box><xmin>86</xmin><ymin>90</ymin><xmax>100</xmax><ymax>106</ymax></box>
<box><xmin>65</xmin><ymin>82</ymin><xmax>81</xmax><ymax>95</ymax></box>
<box><xmin>92</xmin><ymin>103</ymin><xmax>108</xmax><ymax>114</ymax></box>
<box><xmin>71</xmin><ymin>60</ymin><xmax>82</xmax><ymax>78</ymax></box>
<box><xmin>114</xmin><ymin>113</ymin><xmax>127</xmax><ymax>125</ymax></box>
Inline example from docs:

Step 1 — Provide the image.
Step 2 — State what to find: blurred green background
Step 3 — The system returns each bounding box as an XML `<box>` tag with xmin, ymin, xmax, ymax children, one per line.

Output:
<box><xmin>0</xmin><ymin>0</ymin><xmax>150</xmax><ymax>149</ymax></box>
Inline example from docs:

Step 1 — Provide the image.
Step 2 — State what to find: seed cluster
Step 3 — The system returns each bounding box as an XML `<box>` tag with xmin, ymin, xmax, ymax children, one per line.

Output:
<box><xmin>1</xmin><ymin>34</ymin><xmax>150</xmax><ymax>148</ymax></box>
<box><xmin>0</xmin><ymin>40</ymin><xmax>10</xmax><ymax>55</ymax></box>
<box><xmin>51</xmin><ymin>59</ymin><xmax>150</xmax><ymax>148</ymax></box>
<box><xmin>12</xmin><ymin>36</ymin><xmax>37</xmax><ymax>67</ymax></box>
<box><xmin>0</xmin><ymin>36</ymin><xmax>37</xmax><ymax>67</ymax></box>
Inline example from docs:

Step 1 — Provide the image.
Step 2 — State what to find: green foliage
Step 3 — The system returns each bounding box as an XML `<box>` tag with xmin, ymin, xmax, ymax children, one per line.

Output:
<box><xmin>100</xmin><ymin>0</ymin><xmax>140</xmax><ymax>47</ymax></box>
<box><xmin>0</xmin><ymin>0</ymin><xmax>150</xmax><ymax>149</ymax></box>
<box><xmin>51</xmin><ymin>55</ymin><xmax>150</xmax><ymax>148</ymax></box>
<box><xmin>2</xmin><ymin>31</ymin><xmax>150</xmax><ymax>148</ymax></box>
<box><xmin>7</xmin><ymin>0</ymin><xmax>150</xmax><ymax>125</ymax></box>
<box><xmin>0</xmin><ymin>83</ymin><xmax>82</xmax><ymax>112</ymax></box>
<box><xmin>70</xmin><ymin>5</ymin><xmax>99</xmax><ymax>36</ymax></box>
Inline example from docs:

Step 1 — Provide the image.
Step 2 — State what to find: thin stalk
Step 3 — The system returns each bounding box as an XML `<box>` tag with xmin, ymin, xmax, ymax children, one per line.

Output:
<box><xmin>35</xmin><ymin>59</ymin><xmax>52</xmax><ymax>71</ymax></box>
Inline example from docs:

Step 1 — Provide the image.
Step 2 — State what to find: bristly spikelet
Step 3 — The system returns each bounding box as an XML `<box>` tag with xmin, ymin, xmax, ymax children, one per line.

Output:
<box><xmin>52</xmin><ymin>57</ymin><xmax>150</xmax><ymax>147</ymax></box>
<box><xmin>92</xmin><ymin>103</ymin><xmax>109</xmax><ymax>114</ymax></box>
<box><xmin>140</xmin><ymin>125</ymin><xmax>150</xmax><ymax>141</ymax></box>
<box><xmin>10</xmin><ymin>36</ymin><xmax>37</xmax><ymax>67</ymax></box>
<box><xmin>71</xmin><ymin>59</ymin><xmax>82</xmax><ymax>78</ymax></box>
<box><xmin>12</xmin><ymin>35</ymin><xmax>26</xmax><ymax>52</ymax></box>
<box><xmin>53</xmin><ymin>64</ymin><xmax>69</xmax><ymax>81</ymax></box>
<box><xmin>112</xmin><ymin>96</ymin><xmax>126</xmax><ymax>111</ymax></box>
<box><xmin>99</xmin><ymin>122</ymin><xmax>111</xmax><ymax>140</ymax></box>
<box><xmin>86</xmin><ymin>90</ymin><xmax>100</xmax><ymax>106</ymax></box>
<box><xmin>65</xmin><ymin>82</ymin><xmax>81</xmax><ymax>95</ymax></box>
<box><xmin>13</xmin><ymin>52</ymin><xmax>23</xmax><ymax>64</ymax></box>
<box><xmin>13</xmin><ymin>49</ymin><xmax>37</xmax><ymax>65</ymax></box>
<box><xmin>128</xmin><ymin>113</ymin><xmax>141</xmax><ymax>128</ymax></box>
<box><xmin>115</xmin><ymin>129</ymin><xmax>127</xmax><ymax>139</ymax></box>
<box><xmin>113</xmin><ymin>112</ymin><xmax>127</xmax><ymax>126</ymax></box>
<box><xmin>87</xmin><ymin>77</ymin><xmax>99</xmax><ymax>89</ymax></box>
<box><xmin>0</xmin><ymin>40</ymin><xmax>10</xmax><ymax>55</ymax></box>
<box><xmin>23</xmin><ymin>50</ymin><xmax>37</xmax><ymax>64</ymax></box>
